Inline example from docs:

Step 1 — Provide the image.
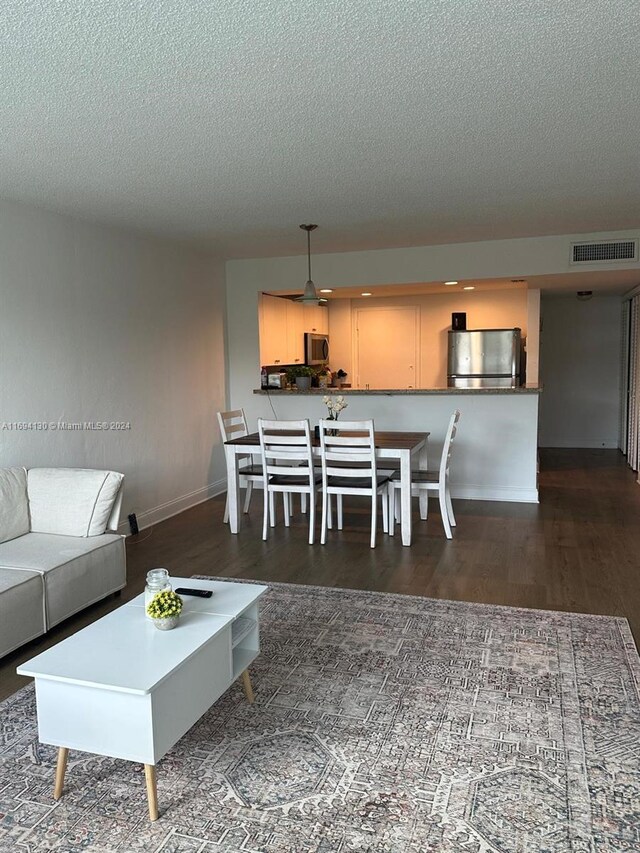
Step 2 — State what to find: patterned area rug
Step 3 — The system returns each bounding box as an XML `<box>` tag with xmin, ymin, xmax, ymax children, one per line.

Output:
<box><xmin>1</xmin><ymin>582</ymin><xmax>639</xmax><ymax>852</ymax></box>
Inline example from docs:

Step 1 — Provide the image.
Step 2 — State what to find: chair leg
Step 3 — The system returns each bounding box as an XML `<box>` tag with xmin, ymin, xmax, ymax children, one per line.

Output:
<box><xmin>327</xmin><ymin>493</ymin><xmax>333</xmax><ymax>529</ymax></box>
<box><xmin>370</xmin><ymin>493</ymin><xmax>377</xmax><ymax>549</ymax></box>
<box><xmin>308</xmin><ymin>489</ymin><xmax>315</xmax><ymax>545</ymax></box>
<box><xmin>301</xmin><ymin>493</ymin><xmax>307</xmax><ymax>514</ymax></box>
<box><xmin>321</xmin><ymin>488</ymin><xmax>328</xmax><ymax>545</ymax></box>
<box><xmin>269</xmin><ymin>492</ymin><xmax>276</xmax><ymax>527</ymax></box>
<box><xmin>419</xmin><ymin>489</ymin><xmax>429</xmax><ymax>521</ymax></box>
<box><xmin>382</xmin><ymin>489</ymin><xmax>388</xmax><ymax>534</ymax></box>
<box><xmin>223</xmin><ymin>493</ymin><xmax>230</xmax><ymax>524</ymax></box>
<box><xmin>388</xmin><ymin>488</ymin><xmax>395</xmax><ymax>536</ymax></box>
<box><xmin>262</xmin><ymin>488</ymin><xmax>269</xmax><ymax>541</ymax></box>
<box><xmin>283</xmin><ymin>492</ymin><xmax>290</xmax><ymax>527</ymax></box>
<box><xmin>243</xmin><ymin>481</ymin><xmax>253</xmax><ymax>514</ymax></box>
<box><xmin>439</xmin><ymin>484</ymin><xmax>453</xmax><ymax>539</ymax></box>
<box><xmin>337</xmin><ymin>495</ymin><xmax>343</xmax><ymax>530</ymax></box>
<box><xmin>445</xmin><ymin>486</ymin><xmax>456</xmax><ymax>527</ymax></box>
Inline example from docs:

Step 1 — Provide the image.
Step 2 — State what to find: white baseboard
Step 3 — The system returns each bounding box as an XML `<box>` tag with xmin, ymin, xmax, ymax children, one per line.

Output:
<box><xmin>451</xmin><ymin>484</ymin><xmax>539</xmax><ymax>503</ymax></box>
<box><xmin>538</xmin><ymin>440</ymin><xmax>619</xmax><ymax>449</ymax></box>
<box><xmin>118</xmin><ymin>478</ymin><xmax>227</xmax><ymax>535</ymax></box>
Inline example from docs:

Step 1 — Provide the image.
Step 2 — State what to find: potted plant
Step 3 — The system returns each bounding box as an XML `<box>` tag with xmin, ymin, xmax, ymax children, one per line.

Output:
<box><xmin>146</xmin><ymin>589</ymin><xmax>184</xmax><ymax>630</ymax></box>
<box><xmin>286</xmin><ymin>365</ymin><xmax>314</xmax><ymax>390</ymax></box>
<box><xmin>314</xmin><ymin>365</ymin><xmax>331</xmax><ymax>388</ymax></box>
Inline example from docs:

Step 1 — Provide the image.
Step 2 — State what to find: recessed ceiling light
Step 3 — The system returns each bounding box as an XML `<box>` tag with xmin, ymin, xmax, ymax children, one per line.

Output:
<box><xmin>361</xmin><ymin>292</ymin><xmax>372</xmax><ymax>296</ymax></box>
<box><xmin>319</xmin><ymin>288</ymin><xmax>333</xmax><ymax>293</ymax></box>
<box><xmin>444</xmin><ymin>281</ymin><xmax>458</xmax><ymax>286</ymax></box>
<box><xmin>463</xmin><ymin>286</ymin><xmax>475</xmax><ymax>291</ymax></box>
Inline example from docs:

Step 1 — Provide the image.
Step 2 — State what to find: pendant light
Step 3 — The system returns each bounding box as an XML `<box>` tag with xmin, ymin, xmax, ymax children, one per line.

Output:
<box><xmin>296</xmin><ymin>224</ymin><xmax>323</xmax><ymax>303</ymax></box>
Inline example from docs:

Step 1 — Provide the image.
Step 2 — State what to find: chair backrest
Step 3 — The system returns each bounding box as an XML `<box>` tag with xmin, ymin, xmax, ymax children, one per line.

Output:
<box><xmin>319</xmin><ymin>419</ymin><xmax>377</xmax><ymax>486</ymax></box>
<box><xmin>258</xmin><ymin>418</ymin><xmax>315</xmax><ymax>486</ymax></box>
<box><xmin>217</xmin><ymin>408</ymin><xmax>249</xmax><ymax>443</ymax></box>
<box><xmin>439</xmin><ymin>410</ymin><xmax>461</xmax><ymax>481</ymax></box>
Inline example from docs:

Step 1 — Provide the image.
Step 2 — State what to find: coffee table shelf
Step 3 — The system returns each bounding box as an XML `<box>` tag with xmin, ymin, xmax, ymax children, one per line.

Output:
<box><xmin>232</xmin><ymin>616</ymin><xmax>256</xmax><ymax>648</ymax></box>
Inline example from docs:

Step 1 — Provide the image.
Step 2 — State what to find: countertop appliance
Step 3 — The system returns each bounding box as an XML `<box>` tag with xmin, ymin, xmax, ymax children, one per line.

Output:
<box><xmin>448</xmin><ymin>328</ymin><xmax>523</xmax><ymax>388</ymax></box>
<box><xmin>267</xmin><ymin>372</ymin><xmax>286</xmax><ymax>388</ymax></box>
<box><xmin>305</xmin><ymin>332</ymin><xmax>329</xmax><ymax>366</ymax></box>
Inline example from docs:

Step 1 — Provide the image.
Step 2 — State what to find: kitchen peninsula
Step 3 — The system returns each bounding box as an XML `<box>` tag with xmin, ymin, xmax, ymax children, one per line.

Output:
<box><xmin>251</xmin><ymin>385</ymin><xmax>541</xmax><ymax>503</ymax></box>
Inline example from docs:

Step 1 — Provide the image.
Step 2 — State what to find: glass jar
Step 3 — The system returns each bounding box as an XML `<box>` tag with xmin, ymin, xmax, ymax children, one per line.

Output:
<box><xmin>144</xmin><ymin>568</ymin><xmax>171</xmax><ymax>620</ymax></box>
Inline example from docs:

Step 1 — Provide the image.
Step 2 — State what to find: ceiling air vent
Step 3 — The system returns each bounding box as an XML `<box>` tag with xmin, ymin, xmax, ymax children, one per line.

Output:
<box><xmin>570</xmin><ymin>239</ymin><xmax>637</xmax><ymax>265</ymax></box>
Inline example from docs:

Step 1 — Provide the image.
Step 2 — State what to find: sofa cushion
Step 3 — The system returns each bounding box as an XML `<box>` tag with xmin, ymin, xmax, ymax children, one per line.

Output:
<box><xmin>0</xmin><ymin>568</ymin><xmax>46</xmax><ymax>657</ymax></box>
<box><xmin>0</xmin><ymin>532</ymin><xmax>126</xmax><ymax>628</ymax></box>
<box><xmin>0</xmin><ymin>467</ymin><xmax>30</xmax><ymax>544</ymax></box>
<box><xmin>27</xmin><ymin>469</ymin><xmax>124</xmax><ymax>537</ymax></box>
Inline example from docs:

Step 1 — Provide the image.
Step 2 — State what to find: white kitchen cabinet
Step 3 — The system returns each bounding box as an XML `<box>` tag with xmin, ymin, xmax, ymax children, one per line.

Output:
<box><xmin>259</xmin><ymin>294</ymin><xmax>305</xmax><ymax>366</ymax></box>
<box><xmin>286</xmin><ymin>299</ymin><xmax>305</xmax><ymax>365</ymax></box>
<box><xmin>303</xmin><ymin>303</ymin><xmax>329</xmax><ymax>334</ymax></box>
<box><xmin>259</xmin><ymin>293</ymin><xmax>286</xmax><ymax>365</ymax></box>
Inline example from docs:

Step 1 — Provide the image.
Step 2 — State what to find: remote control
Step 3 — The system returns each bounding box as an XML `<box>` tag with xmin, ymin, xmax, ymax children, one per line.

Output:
<box><xmin>174</xmin><ymin>587</ymin><xmax>213</xmax><ymax>598</ymax></box>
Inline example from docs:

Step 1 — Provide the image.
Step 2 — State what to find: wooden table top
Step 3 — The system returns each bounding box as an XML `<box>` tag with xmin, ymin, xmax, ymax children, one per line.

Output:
<box><xmin>225</xmin><ymin>430</ymin><xmax>429</xmax><ymax>449</ymax></box>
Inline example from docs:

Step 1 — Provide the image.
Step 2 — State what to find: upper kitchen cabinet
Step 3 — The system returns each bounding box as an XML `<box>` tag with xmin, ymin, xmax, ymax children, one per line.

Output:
<box><xmin>303</xmin><ymin>303</ymin><xmax>329</xmax><ymax>335</ymax></box>
<box><xmin>259</xmin><ymin>293</ymin><xmax>305</xmax><ymax>366</ymax></box>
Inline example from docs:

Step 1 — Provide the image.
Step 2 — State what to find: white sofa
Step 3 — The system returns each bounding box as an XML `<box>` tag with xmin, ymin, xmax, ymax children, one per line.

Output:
<box><xmin>0</xmin><ymin>467</ymin><xmax>126</xmax><ymax>659</ymax></box>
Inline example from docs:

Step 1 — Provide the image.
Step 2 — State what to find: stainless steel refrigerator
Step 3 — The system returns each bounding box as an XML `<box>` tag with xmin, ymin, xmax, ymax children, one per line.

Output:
<box><xmin>447</xmin><ymin>328</ymin><xmax>523</xmax><ymax>388</ymax></box>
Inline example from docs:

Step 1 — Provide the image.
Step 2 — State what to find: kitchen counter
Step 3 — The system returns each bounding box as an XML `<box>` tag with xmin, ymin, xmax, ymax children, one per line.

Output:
<box><xmin>254</xmin><ymin>385</ymin><xmax>542</xmax><ymax>395</ymax></box>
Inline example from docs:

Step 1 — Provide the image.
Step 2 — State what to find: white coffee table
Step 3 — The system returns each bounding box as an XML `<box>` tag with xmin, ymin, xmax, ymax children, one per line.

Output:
<box><xmin>17</xmin><ymin>577</ymin><xmax>268</xmax><ymax>820</ymax></box>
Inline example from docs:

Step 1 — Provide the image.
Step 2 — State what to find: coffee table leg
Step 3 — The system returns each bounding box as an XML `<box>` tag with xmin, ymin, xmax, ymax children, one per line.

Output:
<box><xmin>241</xmin><ymin>669</ymin><xmax>254</xmax><ymax>704</ymax></box>
<box><xmin>144</xmin><ymin>764</ymin><xmax>159</xmax><ymax>821</ymax></box>
<box><xmin>53</xmin><ymin>747</ymin><xmax>68</xmax><ymax>800</ymax></box>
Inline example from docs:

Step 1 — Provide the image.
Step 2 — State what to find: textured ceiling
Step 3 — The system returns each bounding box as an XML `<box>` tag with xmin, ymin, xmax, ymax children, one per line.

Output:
<box><xmin>1</xmin><ymin>1</ymin><xmax>639</xmax><ymax>259</ymax></box>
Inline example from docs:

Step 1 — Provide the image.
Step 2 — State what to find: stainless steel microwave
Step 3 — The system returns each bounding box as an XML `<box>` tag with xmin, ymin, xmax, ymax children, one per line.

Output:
<box><xmin>305</xmin><ymin>333</ymin><xmax>329</xmax><ymax>365</ymax></box>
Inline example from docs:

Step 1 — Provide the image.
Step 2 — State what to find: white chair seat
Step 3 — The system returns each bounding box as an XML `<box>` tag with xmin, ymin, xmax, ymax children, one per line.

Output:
<box><xmin>390</xmin><ymin>469</ymin><xmax>438</xmax><ymax>483</ymax></box>
<box><xmin>327</xmin><ymin>474</ymin><xmax>391</xmax><ymax>489</ymax></box>
<box><xmin>238</xmin><ymin>464</ymin><xmax>264</xmax><ymax>476</ymax></box>
<box><xmin>269</xmin><ymin>473</ymin><xmax>322</xmax><ymax>486</ymax></box>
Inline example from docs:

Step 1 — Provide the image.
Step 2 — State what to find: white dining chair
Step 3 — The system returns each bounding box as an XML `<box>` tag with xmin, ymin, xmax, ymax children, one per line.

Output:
<box><xmin>389</xmin><ymin>410</ymin><xmax>460</xmax><ymax>539</ymax></box>
<box><xmin>217</xmin><ymin>409</ymin><xmax>264</xmax><ymax>523</ymax></box>
<box><xmin>319</xmin><ymin>419</ymin><xmax>390</xmax><ymax>549</ymax></box>
<box><xmin>258</xmin><ymin>418</ymin><xmax>321</xmax><ymax>544</ymax></box>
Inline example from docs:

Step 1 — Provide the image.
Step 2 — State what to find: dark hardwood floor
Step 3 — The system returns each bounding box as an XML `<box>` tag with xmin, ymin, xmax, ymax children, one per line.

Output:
<box><xmin>2</xmin><ymin>448</ymin><xmax>639</xmax><ymax>701</ymax></box>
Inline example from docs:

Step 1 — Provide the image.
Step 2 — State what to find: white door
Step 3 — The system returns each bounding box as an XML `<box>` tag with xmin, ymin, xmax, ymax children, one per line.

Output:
<box><xmin>355</xmin><ymin>307</ymin><xmax>420</xmax><ymax>389</ymax></box>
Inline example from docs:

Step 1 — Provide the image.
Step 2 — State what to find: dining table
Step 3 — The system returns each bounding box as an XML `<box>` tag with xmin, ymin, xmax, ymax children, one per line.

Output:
<box><xmin>224</xmin><ymin>430</ymin><xmax>429</xmax><ymax>547</ymax></box>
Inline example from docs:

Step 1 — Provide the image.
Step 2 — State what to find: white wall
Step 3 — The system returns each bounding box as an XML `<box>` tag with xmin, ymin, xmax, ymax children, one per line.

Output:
<box><xmin>0</xmin><ymin>199</ymin><xmax>228</xmax><ymax>530</ymax></box>
<box><xmin>228</xmin><ymin>228</ymin><xmax>639</xmax><ymax>294</ymax></box>
<box><xmin>539</xmin><ymin>295</ymin><xmax>622</xmax><ymax>448</ymax></box>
